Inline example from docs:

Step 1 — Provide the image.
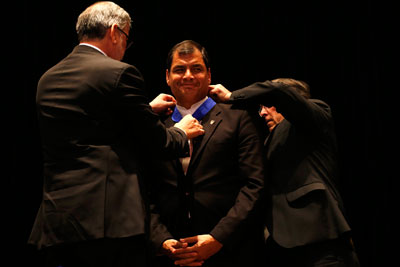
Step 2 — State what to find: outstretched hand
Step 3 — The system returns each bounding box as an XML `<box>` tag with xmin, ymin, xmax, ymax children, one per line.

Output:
<box><xmin>208</xmin><ymin>84</ymin><xmax>232</xmax><ymax>103</ymax></box>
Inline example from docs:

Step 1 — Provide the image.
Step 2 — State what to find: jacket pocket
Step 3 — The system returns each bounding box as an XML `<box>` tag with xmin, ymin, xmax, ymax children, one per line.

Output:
<box><xmin>286</xmin><ymin>182</ymin><xmax>326</xmax><ymax>203</ymax></box>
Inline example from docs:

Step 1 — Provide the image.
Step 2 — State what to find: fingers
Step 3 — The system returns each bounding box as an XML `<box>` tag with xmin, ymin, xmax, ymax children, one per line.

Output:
<box><xmin>194</xmin><ymin>121</ymin><xmax>205</xmax><ymax>135</ymax></box>
<box><xmin>173</xmin><ymin>245</ymin><xmax>196</xmax><ymax>254</ymax></box>
<box><xmin>159</xmin><ymin>94</ymin><xmax>176</xmax><ymax>108</ymax></box>
<box><xmin>169</xmin><ymin>246</ymin><xmax>199</xmax><ymax>261</ymax></box>
<box><xmin>165</xmin><ymin>108</ymin><xmax>173</xmax><ymax>116</ymax></box>
<box><xmin>208</xmin><ymin>84</ymin><xmax>222</xmax><ymax>93</ymax></box>
<box><xmin>208</xmin><ymin>84</ymin><xmax>229</xmax><ymax>103</ymax></box>
<box><xmin>163</xmin><ymin>239</ymin><xmax>186</xmax><ymax>254</ymax></box>
<box><xmin>174</xmin><ymin>115</ymin><xmax>205</xmax><ymax>139</ymax></box>
<box><xmin>159</xmin><ymin>93</ymin><xmax>176</xmax><ymax>102</ymax></box>
<box><xmin>167</xmin><ymin>101</ymin><xmax>177</xmax><ymax>107</ymax></box>
<box><xmin>180</xmin><ymin>236</ymin><xmax>199</xmax><ymax>244</ymax></box>
<box><xmin>208</xmin><ymin>84</ymin><xmax>217</xmax><ymax>92</ymax></box>
<box><xmin>207</xmin><ymin>85</ymin><xmax>218</xmax><ymax>99</ymax></box>
<box><xmin>150</xmin><ymin>93</ymin><xmax>177</xmax><ymax>115</ymax></box>
<box><xmin>184</xmin><ymin>115</ymin><xmax>203</xmax><ymax>130</ymax></box>
<box><xmin>169</xmin><ymin>240</ymin><xmax>188</xmax><ymax>249</ymax></box>
<box><xmin>172</xmin><ymin>251</ymin><xmax>198</xmax><ymax>259</ymax></box>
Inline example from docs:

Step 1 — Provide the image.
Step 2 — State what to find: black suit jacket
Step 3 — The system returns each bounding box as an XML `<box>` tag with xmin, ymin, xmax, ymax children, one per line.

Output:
<box><xmin>29</xmin><ymin>45</ymin><xmax>189</xmax><ymax>249</ymax></box>
<box><xmin>149</xmin><ymin>103</ymin><xmax>265</xmax><ymax>266</ymax></box>
<box><xmin>230</xmin><ymin>81</ymin><xmax>352</xmax><ymax>248</ymax></box>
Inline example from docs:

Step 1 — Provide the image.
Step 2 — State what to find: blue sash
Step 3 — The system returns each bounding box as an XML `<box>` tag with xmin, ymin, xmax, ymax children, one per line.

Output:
<box><xmin>171</xmin><ymin>98</ymin><xmax>216</xmax><ymax>122</ymax></box>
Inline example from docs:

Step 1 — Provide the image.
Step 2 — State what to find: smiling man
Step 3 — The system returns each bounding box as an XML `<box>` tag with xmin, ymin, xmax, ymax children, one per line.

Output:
<box><xmin>166</xmin><ymin>44</ymin><xmax>211</xmax><ymax>110</ymax></box>
<box><xmin>147</xmin><ymin>40</ymin><xmax>266</xmax><ymax>267</ymax></box>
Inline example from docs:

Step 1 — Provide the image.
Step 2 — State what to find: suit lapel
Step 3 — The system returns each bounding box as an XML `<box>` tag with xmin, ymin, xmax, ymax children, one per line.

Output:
<box><xmin>188</xmin><ymin>105</ymin><xmax>222</xmax><ymax>172</ymax></box>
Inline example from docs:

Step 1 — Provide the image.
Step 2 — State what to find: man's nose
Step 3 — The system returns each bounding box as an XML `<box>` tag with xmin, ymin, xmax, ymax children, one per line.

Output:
<box><xmin>183</xmin><ymin>69</ymin><xmax>194</xmax><ymax>79</ymax></box>
<box><xmin>259</xmin><ymin>106</ymin><xmax>268</xmax><ymax>117</ymax></box>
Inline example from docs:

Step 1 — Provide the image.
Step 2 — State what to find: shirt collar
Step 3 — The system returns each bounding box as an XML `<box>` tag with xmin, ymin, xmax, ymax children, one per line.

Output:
<box><xmin>79</xmin><ymin>43</ymin><xmax>107</xmax><ymax>57</ymax></box>
<box><xmin>176</xmin><ymin>97</ymin><xmax>208</xmax><ymax>117</ymax></box>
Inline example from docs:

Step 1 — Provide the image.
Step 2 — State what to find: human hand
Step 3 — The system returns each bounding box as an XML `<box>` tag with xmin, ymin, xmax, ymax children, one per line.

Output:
<box><xmin>208</xmin><ymin>84</ymin><xmax>232</xmax><ymax>103</ymax></box>
<box><xmin>161</xmin><ymin>239</ymin><xmax>204</xmax><ymax>266</ymax></box>
<box><xmin>150</xmin><ymin>93</ymin><xmax>176</xmax><ymax>115</ymax></box>
<box><xmin>174</xmin><ymin>234</ymin><xmax>223</xmax><ymax>266</ymax></box>
<box><xmin>174</xmin><ymin>114</ymin><xmax>205</xmax><ymax>139</ymax></box>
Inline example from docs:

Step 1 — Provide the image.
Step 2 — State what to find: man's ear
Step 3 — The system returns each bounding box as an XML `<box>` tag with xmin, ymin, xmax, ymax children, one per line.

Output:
<box><xmin>166</xmin><ymin>69</ymin><xmax>171</xmax><ymax>86</ymax></box>
<box><xmin>109</xmin><ymin>24</ymin><xmax>119</xmax><ymax>44</ymax></box>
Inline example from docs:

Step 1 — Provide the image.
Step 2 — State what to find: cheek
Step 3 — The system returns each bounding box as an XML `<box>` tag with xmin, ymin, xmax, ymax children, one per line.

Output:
<box><xmin>199</xmin><ymin>75</ymin><xmax>210</xmax><ymax>87</ymax></box>
<box><xmin>272</xmin><ymin>114</ymin><xmax>282</xmax><ymax>123</ymax></box>
<box><xmin>167</xmin><ymin>76</ymin><xmax>179</xmax><ymax>87</ymax></box>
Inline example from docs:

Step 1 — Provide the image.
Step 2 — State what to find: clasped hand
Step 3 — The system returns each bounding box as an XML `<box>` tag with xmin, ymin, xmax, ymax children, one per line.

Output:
<box><xmin>161</xmin><ymin>234</ymin><xmax>223</xmax><ymax>266</ymax></box>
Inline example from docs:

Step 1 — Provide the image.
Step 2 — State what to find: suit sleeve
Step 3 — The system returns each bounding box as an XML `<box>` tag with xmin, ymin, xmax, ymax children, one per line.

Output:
<box><xmin>113</xmin><ymin>65</ymin><xmax>189</xmax><ymax>158</ymax></box>
<box><xmin>230</xmin><ymin>80</ymin><xmax>333</xmax><ymax>134</ymax></box>
<box><xmin>149</xmin><ymin>202</ymin><xmax>174</xmax><ymax>254</ymax></box>
<box><xmin>209</xmin><ymin>110</ymin><xmax>265</xmax><ymax>247</ymax></box>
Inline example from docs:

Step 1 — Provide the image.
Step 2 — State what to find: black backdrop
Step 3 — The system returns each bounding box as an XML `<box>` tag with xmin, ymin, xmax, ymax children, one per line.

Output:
<box><xmin>13</xmin><ymin>0</ymin><xmax>393</xmax><ymax>266</ymax></box>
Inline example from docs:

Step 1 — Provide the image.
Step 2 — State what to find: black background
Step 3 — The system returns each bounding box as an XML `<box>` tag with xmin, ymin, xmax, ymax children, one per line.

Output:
<box><xmin>12</xmin><ymin>0</ymin><xmax>394</xmax><ymax>266</ymax></box>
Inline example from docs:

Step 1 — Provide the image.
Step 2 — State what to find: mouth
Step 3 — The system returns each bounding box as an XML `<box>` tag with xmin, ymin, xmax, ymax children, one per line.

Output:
<box><xmin>181</xmin><ymin>82</ymin><xmax>196</xmax><ymax>86</ymax></box>
<box><xmin>180</xmin><ymin>84</ymin><xmax>197</xmax><ymax>90</ymax></box>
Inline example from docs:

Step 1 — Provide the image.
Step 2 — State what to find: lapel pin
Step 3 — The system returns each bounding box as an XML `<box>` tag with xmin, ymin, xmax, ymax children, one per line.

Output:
<box><xmin>210</xmin><ymin>120</ymin><xmax>215</xmax><ymax>125</ymax></box>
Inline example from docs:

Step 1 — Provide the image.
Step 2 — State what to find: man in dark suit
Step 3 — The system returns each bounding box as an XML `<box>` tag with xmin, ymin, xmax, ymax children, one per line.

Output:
<box><xmin>148</xmin><ymin>40</ymin><xmax>265</xmax><ymax>266</ymax></box>
<box><xmin>209</xmin><ymin>79</ymin><xmax>360</xmax><ymax>266</ymax></box>
<box><xmin>28</xmin><ymin>3</ymin><xmax>204</xmax><ymax>267</ymax></box>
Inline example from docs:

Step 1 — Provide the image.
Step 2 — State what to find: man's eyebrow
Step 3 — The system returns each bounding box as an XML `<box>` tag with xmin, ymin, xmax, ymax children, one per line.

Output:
<box><xmin>172</xmin><ymin>65</ymin><xmax>185</xmax><ymax>70</ymax></box>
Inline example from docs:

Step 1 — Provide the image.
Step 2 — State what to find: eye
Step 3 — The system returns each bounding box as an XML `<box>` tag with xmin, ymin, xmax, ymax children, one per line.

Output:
<box><xmin>172</xmin><ymin>66</ymin><xmax>185</xmax><ymax>74</ymax></box>
<box><xmin>192</xmin><ymin>65</ymin><xmax>204</xmax><ymax>73</ymax></box>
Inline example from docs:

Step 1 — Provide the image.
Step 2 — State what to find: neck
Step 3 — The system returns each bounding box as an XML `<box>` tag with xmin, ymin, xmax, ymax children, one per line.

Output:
<box><xmin>177</xmin><ymin>96</ymin><xmax>207</xmax><ymax>110</ymax></box>
<box><xmin>80</xmin><ymin>39</ymin><xmax>109</xmax><ymax>56</ymax></box>
<box><xmin>177</xmin><ymin>101</ymin><xmax>195</xmax><ymax>110</ymax></box>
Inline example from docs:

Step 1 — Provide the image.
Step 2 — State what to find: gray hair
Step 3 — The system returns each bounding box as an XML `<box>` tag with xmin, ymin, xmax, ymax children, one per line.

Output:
<box><xmin>272</xmin><ymin>78</ymin><xmax>311</xmax><ymax>99</ymax></box>
<box><xmin>76</xmin><ymin>1</ymin><xmax>131</xmax><ymax>42</ymax></box>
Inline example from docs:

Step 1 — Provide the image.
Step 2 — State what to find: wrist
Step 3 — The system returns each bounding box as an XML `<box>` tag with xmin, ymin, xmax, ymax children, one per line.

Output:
<box><xmin>173</xmin><ymin>124</ymin><xmax>187</xmax><ymax>137</ymax></box>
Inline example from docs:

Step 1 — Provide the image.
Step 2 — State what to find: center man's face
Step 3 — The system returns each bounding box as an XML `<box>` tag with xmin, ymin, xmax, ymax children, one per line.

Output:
<box><xmin>166</xmin><ymin>49</ymin><xmax>211</xmax><ymax>108</ymax></box>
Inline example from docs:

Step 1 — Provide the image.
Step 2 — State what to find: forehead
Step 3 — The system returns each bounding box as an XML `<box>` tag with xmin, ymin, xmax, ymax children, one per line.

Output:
<box><xmin>171</xmin><ymin>49</ymin><xmax>205</xmax><ymax>66</ymax></box>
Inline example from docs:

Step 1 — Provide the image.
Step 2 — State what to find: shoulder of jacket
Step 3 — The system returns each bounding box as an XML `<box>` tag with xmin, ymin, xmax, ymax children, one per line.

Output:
<box><xmin>310</xmin><ymin>99</ymin><xmax>332</xmax><ymax>114</ymax></box>
<box><xmin>215</xmin><ymin>103</ymin><xmax>252</xmax><ymax>120</ymax></box>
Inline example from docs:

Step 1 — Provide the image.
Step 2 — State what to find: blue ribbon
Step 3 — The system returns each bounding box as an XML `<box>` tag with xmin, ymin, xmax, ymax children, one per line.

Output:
<box><xmin>171</xmin><ymin>98</ymin><xmax>216</xmax><ymax>122</ymax></box>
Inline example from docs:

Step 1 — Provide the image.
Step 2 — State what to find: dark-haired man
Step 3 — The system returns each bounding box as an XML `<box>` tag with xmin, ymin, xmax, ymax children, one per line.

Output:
<box><xmin>148</xmin><ymin>40</ymin><xmax>265</xmax><ymax>266</ymax></box>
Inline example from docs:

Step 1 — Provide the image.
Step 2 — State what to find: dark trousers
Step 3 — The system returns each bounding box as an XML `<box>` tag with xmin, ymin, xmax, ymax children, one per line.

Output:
<box><xmin>265</xmin><ymin>236</ymin><xmax>360</xmax><ymax>267</ymax></box>
<box><xmin>42</xmin><ymin>235</ymin><xmax>147</xmax><ymax>267</ymax></box>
